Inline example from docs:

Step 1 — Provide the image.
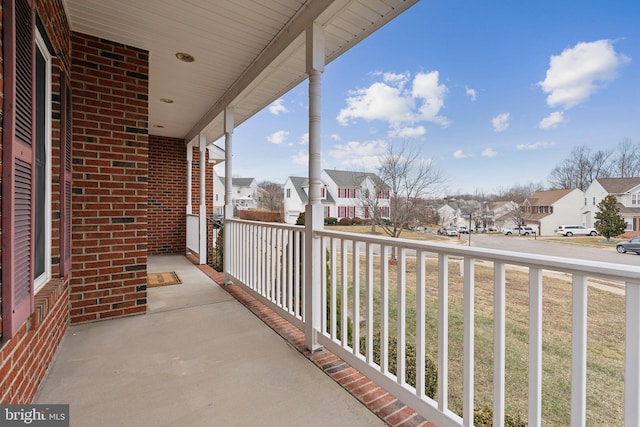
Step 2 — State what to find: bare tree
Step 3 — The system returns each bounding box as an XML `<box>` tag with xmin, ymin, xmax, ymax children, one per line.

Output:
<box><xmin>548</xmin><ymin>145</ymin><xmax>612</xmax><ymax>191</ymax></box>
<box><xmin>376</xmin><ymin>142</ymin><xmax>445</xmax><ymax>240</ymax></box>
<box><xmin>612</xmin><ymin>138</ymin><xmax>640</xmax><ymax>178</ymax></box>
<box><xmin>258</xmin><ymin>181</ymin><xmax>284</xmax><ymax>212</ymax></box>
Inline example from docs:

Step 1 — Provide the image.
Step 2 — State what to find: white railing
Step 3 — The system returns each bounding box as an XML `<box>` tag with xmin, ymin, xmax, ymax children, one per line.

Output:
<box><xmin>186</xmin><ymin>214</ymin><xmax>200</xmax><ymax>256</ymax></box>
<box><xmin>226</xmin><ymin>219</ymin><xmax>305</xmax><ymax>330</ymax></box>
<box><xmin>226</xmin><ymin>220</ymin><xmax>640</xmax><ymax>426</ymax></box>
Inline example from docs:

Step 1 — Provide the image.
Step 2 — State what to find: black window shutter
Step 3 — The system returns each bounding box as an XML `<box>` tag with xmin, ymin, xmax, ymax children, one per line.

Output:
<box><xmin>1</xmin><ymin>0</ymin><xmax>36</xmax><ymax>340</ymax></box>
<box><xmin>60</xmin><ymin>73</ymin><xmax>72</xmax><ymax>276</ymax></box>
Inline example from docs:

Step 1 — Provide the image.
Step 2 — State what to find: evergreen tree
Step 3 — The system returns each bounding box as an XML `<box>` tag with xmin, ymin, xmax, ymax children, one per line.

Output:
<box><xmin>594</xmin><ymin>195</ymin><xmax>627</xmax><ymax>241</ymax></box>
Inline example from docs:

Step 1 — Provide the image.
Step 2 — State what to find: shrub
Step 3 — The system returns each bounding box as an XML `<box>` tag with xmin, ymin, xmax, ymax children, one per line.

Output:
<box><xmin>351</xmin><ymin>217</ymin><xmax>363</xmax><ymax>225</ymax></box>
<box><xmin>296</xmin><ymin>212</ymin><xmax>305</xmax><ymax>225</ymax></box>
<box><xmin>211</xmin><ymin>226</ymin><xmax>224</xmax><ymax>271</ymax></box>
<box><xmin>325</xmin><ymin>217</ymin><xmax>338</xmax><ymax>225</ymax></box>
<box><xmin>338</xmin><ymin>217</ymin><xmax>353</xmax><ymax>226</ymax></box>
<box><xmin>474</xmin><ymin>405</ymin><xmax>527</xmax><ymax>427</ymax></box>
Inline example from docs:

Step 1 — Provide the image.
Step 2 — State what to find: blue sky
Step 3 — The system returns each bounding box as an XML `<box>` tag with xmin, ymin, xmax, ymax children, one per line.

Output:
<box><xmin>215</xmin><ymin>0</ymin><xmax>640</xmax><ymax>196</ymax></box>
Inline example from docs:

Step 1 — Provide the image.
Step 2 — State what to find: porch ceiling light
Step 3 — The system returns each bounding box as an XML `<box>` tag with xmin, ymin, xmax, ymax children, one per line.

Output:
<box><xmin>153</xmin><ymin>124</ymin><xmax>165</xmax><ymax>128</ymax></box>
<box><xmin>175</xmin><ymin>52</ymin><xmax>195</xmax><ymax>63</ymax></box>
<box><xmin>160</xmin><ymin>98</ymin><xmax>174</xmax><ymax>104</ymax></box>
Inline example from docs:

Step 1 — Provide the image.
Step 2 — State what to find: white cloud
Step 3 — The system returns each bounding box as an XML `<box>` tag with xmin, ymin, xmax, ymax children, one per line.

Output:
<box><xmin>388</xmin><ymin>126</ymin><xmax>426</xmax><ymax>138</ymax></box>
<box><xmin>330</xmin><ymin>134</ymin><xmax>341</xmax><ymax>141</ymax></box>
<box><xmin>516</xmin><ymin>141</ymin><xmax>556</xmax><ymax>150</ymax></box>
<box><xmin>291</xmin><ymin>150</ymin><xmax>308</xmax><ymax>166</ymax></box>
<box><xmin>538</xmin><ymin>39</ymin><xmax>630</xmax><ymax>109</ymax></box>
<box><xmin>268</xmin><ymin>98</ymin><xmax>289</xmax><ymax>115</ymax></box>
<box><xmin>328</xmin><ymin>140</ymin><xmax>388</xmax><ymax>169</ymax></box>
<box><xmin>299</xmin><ymin>133</ymin><xmax>309</xmax><ymax>145</ymax></box>
<box><xmin>481</xmin><ymin>148</ymin><xmax>498</xmax><ymax>158</ymax></box>
<box><xmin>465</xmin><ymin>85</ymin><xmax>477</xmax><ymax>101</ymax></box>
<box><xmin>266</xmin><ymin>130</ymin><xmax>289</xmax><ymax>145</ymax></box>
<box><xmin>337</xmin><ymin>71</ymin><xmax>449</xmax><ymax>131</ymax></box>
<box><xmin>453</xmin><ymin>149</ymin><xmax>468</xmax><ymax>159</ymax></box>
<box><xmin>539</xmin><ymin>111</ymin><xmax>567</xmax><ymax>129</ymax></box>
<box><xmin>492</xmin><ymin>113</ymin><xmax>510</xmax><ymax>132</ymax></box>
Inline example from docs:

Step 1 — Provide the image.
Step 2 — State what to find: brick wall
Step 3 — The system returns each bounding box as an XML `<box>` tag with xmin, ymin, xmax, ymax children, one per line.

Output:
<box><xmin>148</xmin><ymin>135</ymin><xmax>187</xmax><ymax>255</ymax></box>
<box><xmin>69</xmin><ymin>32</ymin><xmax>149</xmax><ymax>324</ymax></box>
<box><xmin>0</xmin><ymin>0</ymin><xmax>72</xmax><ymax>403</ymax></box>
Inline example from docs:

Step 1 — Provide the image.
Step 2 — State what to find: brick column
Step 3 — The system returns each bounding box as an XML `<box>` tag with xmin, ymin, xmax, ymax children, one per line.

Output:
<box><xmin>70</xmin><ymin>33</ymin><xmax>149</xmax><ymax>323</ymax></box>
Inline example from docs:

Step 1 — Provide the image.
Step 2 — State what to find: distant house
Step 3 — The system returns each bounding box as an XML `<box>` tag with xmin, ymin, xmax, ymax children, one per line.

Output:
<box><xmin>522</xmin><ymin>189</ymin><xmax>584</xmax><ymax>235</ymax></box>
<box><xmin>283</xmin><ymin>170</ymin><xmax>390</xmax><ymax>224</ymax></box>
<box><xmin>488</xmin><ymin>200</ymin><xmax>520</xmax><ymax>230</ymax></box>
<box><xmin>582</xmin><ymin>177</ymin><xmax>640</xmax><ymax>238</ymax></box>
<box><xmin>213</xmin><ymin>175</ymin><xmax>259</xmax><ymax>213</ymax></box>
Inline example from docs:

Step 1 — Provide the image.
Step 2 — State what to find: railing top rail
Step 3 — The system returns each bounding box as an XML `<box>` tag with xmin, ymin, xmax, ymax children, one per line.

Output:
<box><xmin>226</xmin><ymin>218</ymin><xmax>305</xmax><ymax>232</ymax></box>
<box><xmin>316</xmin><ymin>229</ymin><xmax>640</xmax><ymax>284</ymax></box>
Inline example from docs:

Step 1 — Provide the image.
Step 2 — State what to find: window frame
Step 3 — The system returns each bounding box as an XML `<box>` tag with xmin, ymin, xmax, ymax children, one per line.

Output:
<box><xmin>34</xmin><ymin>28</ymin><xmax>53</xmax><ymax>292</ymax></box>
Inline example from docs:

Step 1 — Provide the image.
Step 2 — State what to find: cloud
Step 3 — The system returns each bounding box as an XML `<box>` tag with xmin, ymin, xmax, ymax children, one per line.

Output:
<box><xmin>516</xmin><ymin>141</ymin><xmax>556</xmax><ymax>150</ymax></box>
<box><xmin>328</xmin><ymin>140</ymin><xmax>388</xmax><ymax>169</ymax></box>
<box><xmin>291</xmin><ymin>150</ymin><xmax>308</xmax><ymax>166</ymax></box>
<box><xmin>268</xmin><ymin>98</ymin><xmax>289</xmax><ymax>115</ymax></box>
<box><xmin>539</xmin><ymin>112</ymin><xmax>567</xmax><ymax>129</ymax></box>
<box><xmin>538</xmin><ymin>39</ymin><xmax>630</xmax><ymax>109</ymax></box>
<box><xmin>299</xmin><ymin>133</ymin><xmax>309</xmax><ymax>145</ymax></box>
<box><xmin>267</xmin><ymin>130</ymin><xmax>289</xmax><ymax>145</ymax></box>
<box><xmin>481</xmin><ymin>148</ymin><xmax>498</xmax><ymax>158</ymax></box>
<box><xmin>465</xmin><ymin>85</ymin><xmax>477</xmax><ymax>101</ymax></box>
<box><xmin>330</xmin><ymin>134</ymin><xmax>341</xmax><ymax>141</ymax></box>
<box><xmin>492</xmin><ymin>113</ymin><xmax>510</xmax><ymax>132</ymax></box>
<box><xmin>388</xmin><ymin>126</ymin><xmax>426</xmax><ymax>138</ymax></box>
<box><xmin>337</xmin><ymin>71</ymin><xmax>449</xmax><ymax>131</ymax></box>
<box><xmin>453</xmin><ymin>149</ymin><xmax>469</xmax><ymax>159</ymax></box>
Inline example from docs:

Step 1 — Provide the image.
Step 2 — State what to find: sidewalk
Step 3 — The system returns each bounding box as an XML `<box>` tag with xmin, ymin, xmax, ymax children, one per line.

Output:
<box><xmin>35</xmin><ymin>255</ymin><xmax>384</xmax><ymax>426</ymax></box>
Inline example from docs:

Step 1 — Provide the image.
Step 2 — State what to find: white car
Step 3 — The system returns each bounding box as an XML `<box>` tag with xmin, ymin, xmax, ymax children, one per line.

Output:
<box><xmin>502</xmin><ymin>226</ymin><xmax>536</xmax><ymax>236</ymax></box>
<box><xmin>555</xmin><ymin>225</ymin><xmax>597</xmax><ymax>236</ymax></box>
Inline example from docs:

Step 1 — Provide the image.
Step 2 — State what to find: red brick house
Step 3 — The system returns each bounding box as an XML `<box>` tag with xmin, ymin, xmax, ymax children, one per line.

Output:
<box><xmin>0</xmin><ymin>0</ymin><xmax>418</xmax><ymax>404</ymax></box>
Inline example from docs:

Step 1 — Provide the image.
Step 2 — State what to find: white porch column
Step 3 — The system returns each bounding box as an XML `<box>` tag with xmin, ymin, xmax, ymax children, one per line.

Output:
<box><xmin>186</xmin><ymin>144</ymin><xmax>193</xmax><ymax>215</ymax></box>
<box><xmin>304</xmin><ymin>22</ymin><xmax>324</xmax><ymax>352</ymax></box>
<box><xmin>223</xmin><ymin>108</ymin><xmax>234</xmax><ymax>284</ymax></box>
<box><xmin>198</xmin><ymin>133</ymin><xmax>207</xmax><ymax>265</ymax></box>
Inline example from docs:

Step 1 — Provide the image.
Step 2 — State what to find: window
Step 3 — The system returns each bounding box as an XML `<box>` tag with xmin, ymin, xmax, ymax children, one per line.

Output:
<box><xmin>592</xmin><ymin>197</ymin><xmax>596</xmax><ymax>206</ymax></box>
<box><xmin>584</xmin><ymin>198</ymin><xmax>587</xmax><ymax>206</ymax></box>
<box><xmin>34</xmin><ymin>29</ymin><xmax>52</xmax><ymax>291</ymax></box>
<box><xmin>286</xmin><ymin>188</ymin><xmax>291</xmax><ymax>198</ymax></box>
<box><xmin>625</xmin><ymin>218</ymin><xmax>633</xmax><ymax>230</ymax></box>
<box><xmin>324</xmin><ymin>206</ymin><xmax>331</xmax><ymax>218</ymax></box>
<box><xmin>632</xmin><ymin>193</ymin><xmax>640</xmax><ymax>205</ymax></box>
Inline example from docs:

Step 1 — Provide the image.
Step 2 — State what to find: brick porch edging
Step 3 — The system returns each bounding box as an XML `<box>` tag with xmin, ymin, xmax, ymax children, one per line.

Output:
<box><xmin>190</xmin><ymin>257</ymin><xmax>435</xmax><ymax>427</ymax></box>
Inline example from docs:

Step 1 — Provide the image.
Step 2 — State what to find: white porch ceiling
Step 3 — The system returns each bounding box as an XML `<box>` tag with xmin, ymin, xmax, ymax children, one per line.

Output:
<box><xmin>64</xmin><ymin>0</ymin><xmax>418</xmax><ymax>144</ymax></box>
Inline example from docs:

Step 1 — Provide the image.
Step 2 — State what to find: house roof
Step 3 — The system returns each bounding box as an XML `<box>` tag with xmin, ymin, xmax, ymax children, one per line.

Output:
<box><xmin>324</xmin><ymin>170</ymin><xmax>389</xmax><ymax>189</ymax></box>
<box><xmin>595</xmin><ymin>177</ymin><xmax>640</xmax><ymax>194</ymax></box>
<box><xmin>526</xmin><ymin>189</ymin><xmax>576</xmax><ymax>206</ymax></box>
<box><xmin>64</xmin><ymin>0</ymin><xmax>418</xmax><ymax>144</ymax></box>
<box><xmin>288</xmin><ymin>176</ymin><xmax>335</xmax><ymax>204</ymax></box>
<box><xmin>232</xmin><ymin>178</ymin><xmax>255</xmax><ymax>187</ymax></box>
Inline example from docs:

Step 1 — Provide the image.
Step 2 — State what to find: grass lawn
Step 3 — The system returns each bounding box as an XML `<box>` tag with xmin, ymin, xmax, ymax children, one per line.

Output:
<box><xmin>326</xmin><ymin>237</ymin><xmax>625</xmax><ymax>425</ymax></box>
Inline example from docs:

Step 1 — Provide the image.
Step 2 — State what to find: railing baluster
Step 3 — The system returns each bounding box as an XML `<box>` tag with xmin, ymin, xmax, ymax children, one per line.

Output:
<box><xmin>571</xmin><ymin>274</ymin><xmax>587</xmax><ymax>427</ymax></box>
<box><xmin>416</xmin><ymin>250</ymin><xmax>426</xmax><ymax>398</ymax></box>
<box><xmin>331</xmin><ymin>237</ymin><xmax>337</xmax><ymax>341</ymax></box>
<box><xmin>438</xmin><ymin>253</ymin><xmax>449</xmax><ymax>412</ymax></box>
<box><xmin>353</xmin><ymin>239</ymin><xmax>360</xmax><ymax>355</ymax></box>
<box><xmin>625</xmin><ymin>281</ymin><xmax>640</xmax><ymax>426</ymax></box>
<box><xmin>397</xmin><ymin>247</ymin><xmax>406</xmax><ymax>385</ymax></box>
<box><xmin>493</xmin><ymin>262</ymin><xmax>506</xmax><ymax>427</ymax></box>
<box><xmin>381</xmin><ymin>245</ymin><xmax>389</xmax><ymax>374</ymax></box>
<box><xmin>321</xmin><ymin>235</ymin><xmax>327</xmax><ymax>334</ymax></box>
<box><xmin>529</xmin><ymin>268</ymin><xmax>543</xmax><ymax>427</ymax></box>
<box><xmin>276</xmin><ymin>228</ymin><xmax>282</xmax><ymax>306</ymax></box>
<box><xmin>463</xmin><ymin>257</ymin><xmax>475</xmax><ymax>426</ymax></box>
<box><xmin>286</xmin><ymin>230</ymin><xmax>293</xmax><ymax>313</ymax></box>
<box><xmin>294</xmin><ymin>230</ymin><xmax>300</xmax><ymax>317</ymax></box>
<box><xmin>365</xmin><ymin>242</ymin><xmax>374</xmax><ymax>363</ymax></box>
<box><xmin>341</xmin><ymin>238</ymin><xmax>349</xmax><ymax>347</ymax></box>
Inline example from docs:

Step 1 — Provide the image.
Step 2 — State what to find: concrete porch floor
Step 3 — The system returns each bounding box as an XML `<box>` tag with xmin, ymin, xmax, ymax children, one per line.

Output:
<box><xmin>35</xmin><ymin>255</ymin><xmax>385</xmax><ymax>426</ymax></box>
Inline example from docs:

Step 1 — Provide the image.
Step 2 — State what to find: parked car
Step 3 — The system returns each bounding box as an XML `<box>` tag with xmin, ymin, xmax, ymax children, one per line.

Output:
<box><xmin>616</xmin><ymin>236</ymin><xmax>640</xmax><ymax>254</ymax></box>
<box><xmin>555</xmin><ymin>225</ymin><xmax>597</xmax><ymax>237</ymax></box>
<box><xmin>211</xmin><ymin>213</ymin><xmax>224</xmax><ymax>228</ymax></box>
<box><xmin>502</xmin><ymin>226</ymin><xmax>536</xmax><ymax>236</ymax></box>
<box><xmin>457</xmin><ymin>226</ymin><xmax>469</xmax><ymax>234</ymax></box>
<box><xmin>442</xmin><ymin>226</ymin><xmax>459</xmax><ymax>237</ymax></box>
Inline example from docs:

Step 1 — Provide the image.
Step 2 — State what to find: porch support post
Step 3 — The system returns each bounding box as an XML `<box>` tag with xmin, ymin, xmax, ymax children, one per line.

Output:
<box><xmin>186</xmin><ymin>144</ymin><xmax>193</xmax><ymax>214</ymax></box>
<box><xmin>223</xmin><ymin>108</ymin><xmax>234</xmax><ymax>284</ymax></box>
<box><xmin>198</xmin><ymin>133</ymin><xmax>207</xmax><ymax>265</ymax></box>
<box><xmin>304</xmin><ymin>22</ymin><xmax>324</xmax><ymax>352</ymax></box>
